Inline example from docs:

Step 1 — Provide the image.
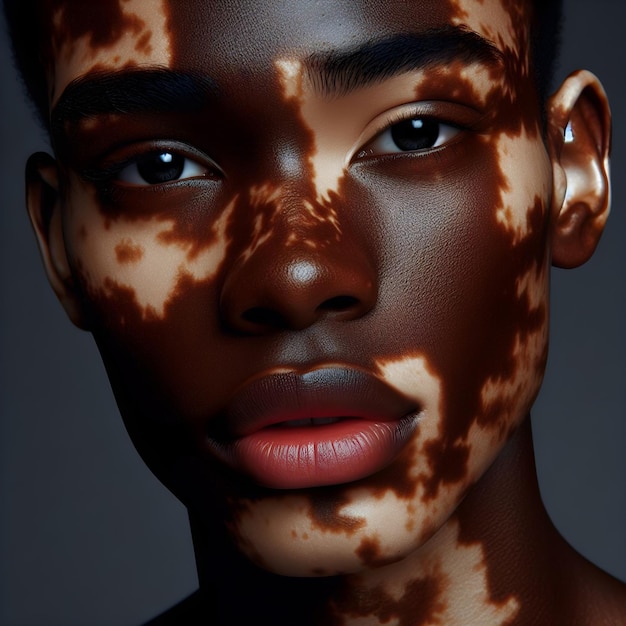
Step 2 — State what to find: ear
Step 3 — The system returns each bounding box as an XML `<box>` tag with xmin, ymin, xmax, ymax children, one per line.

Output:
<box><xmin>26</xmin><ymin>152</ymin><xmax>88</xmax><ymax>329</ymax></box>
<box><xmin>547</xmin><ymin>70</ymin><xmax>611</xmax><ymax>269</ymax></box>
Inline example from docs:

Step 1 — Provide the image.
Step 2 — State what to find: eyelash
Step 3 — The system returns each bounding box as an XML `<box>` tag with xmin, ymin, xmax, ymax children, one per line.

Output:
<box><xmin>354</xmin><ymin>110</ymin><xmax>463</xmax><ymax>161</ymax></box>
<box><xmin>81</xmin><ymin>144</ymin><xmax>222</xmax><ymax>192</ymax></box>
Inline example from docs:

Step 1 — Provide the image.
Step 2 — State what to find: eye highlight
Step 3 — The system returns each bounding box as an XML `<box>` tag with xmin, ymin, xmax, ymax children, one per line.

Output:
<box><xmin>118</xmin><ymin>150</ymin><xmax>212</xmax><ymax>185</ymax></box>
<box><xmin>356</xmin><ymin>116</ymin><xmax>460</xmax><ymax>159</ymax></box>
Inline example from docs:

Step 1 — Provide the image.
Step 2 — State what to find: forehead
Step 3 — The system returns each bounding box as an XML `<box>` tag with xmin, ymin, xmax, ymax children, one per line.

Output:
<box><xmin>46</xmin><ymin>0</ymin><xmax>532</xmax><ymax>103</ymax></box>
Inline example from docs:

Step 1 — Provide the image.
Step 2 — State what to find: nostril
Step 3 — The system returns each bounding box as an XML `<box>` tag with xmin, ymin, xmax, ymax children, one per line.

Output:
<box><xmin>316</xmin><ymin>295</ymin><xmax>359</xmax><ymax>313</ymax></box>
<box><xmin>242</xmin><ymin>307</ymin><xmax>286</xmax><ymax>329</ymax></box>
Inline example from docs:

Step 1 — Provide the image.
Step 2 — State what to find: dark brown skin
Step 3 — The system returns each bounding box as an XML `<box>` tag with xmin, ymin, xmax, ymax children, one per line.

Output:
<box><xmin>25</xmin><ymin>0</ymin><xmax>625</xmax><ymax>624</ymax></box>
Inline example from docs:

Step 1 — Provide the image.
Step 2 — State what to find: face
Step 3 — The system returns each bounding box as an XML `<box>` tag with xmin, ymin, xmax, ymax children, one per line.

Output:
<box><xmin>45</xmin><ymin>0</ymin><xmax>553</xmax><ymax>577</ymax></box>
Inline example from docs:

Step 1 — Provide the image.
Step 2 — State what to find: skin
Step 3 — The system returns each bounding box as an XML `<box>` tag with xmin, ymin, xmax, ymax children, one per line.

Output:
<box><xmin>25</xmin><ymin>0</ymin><xmax>624</xmax><ymax>623</ymax></box>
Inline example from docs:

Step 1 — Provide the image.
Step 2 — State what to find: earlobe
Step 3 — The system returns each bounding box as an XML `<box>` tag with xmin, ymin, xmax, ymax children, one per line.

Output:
<box><xmin>26</xmin><ymin>152</ymin><xmax>88</xmax><ymax>329</ymax></box>
<box><xmin>547</xmin><ymin>70</ymin><xmax>611</xmax><ymax>269</ymax></box>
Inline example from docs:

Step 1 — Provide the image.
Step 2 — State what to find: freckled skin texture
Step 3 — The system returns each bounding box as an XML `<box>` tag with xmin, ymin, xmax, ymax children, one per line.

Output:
<box><xmin>25</xmin><ymin>0</ymin><xmax>625</xmax><ymax>624</ymax></box>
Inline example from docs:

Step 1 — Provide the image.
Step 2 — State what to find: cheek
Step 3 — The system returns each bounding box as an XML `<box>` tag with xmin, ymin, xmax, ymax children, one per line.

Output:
<box><xmin>59</xmin><ymin>178</ymin><xmax>243</xmax><ymax>428</ymax></box>
<box><xmin>64</xmin><ymin>184</ymin><xmax>234</xmax><ymax>320</ymax></box>
<box><xmin>63</xmin><ymin>179</ymin><xmax>234</xmax><ymax>320</ymax></box>
<box><xmin>348</xmin><ymin>129</ymin><xmax>552</xmax><ymax>494</ymax></box>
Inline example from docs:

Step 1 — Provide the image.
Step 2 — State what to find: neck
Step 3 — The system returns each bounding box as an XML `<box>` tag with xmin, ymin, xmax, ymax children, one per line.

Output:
<box><xmin>189</xmin><ymin>419</ymin><xmax>577</xmax><ymax>624</ymax></box>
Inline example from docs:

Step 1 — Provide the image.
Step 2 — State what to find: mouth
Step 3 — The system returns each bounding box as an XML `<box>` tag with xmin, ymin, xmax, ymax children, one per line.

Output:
<box><xmin>205</xmin><ymin>367</ymin><xmax>420</xmax><ymax>489</ymax></box>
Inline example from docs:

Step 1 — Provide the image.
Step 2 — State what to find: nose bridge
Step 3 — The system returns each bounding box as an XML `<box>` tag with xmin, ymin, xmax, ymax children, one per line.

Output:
<box><xmin>220</xmin><ymin>181</ymin><xmax>378</xmax><ymax>333</ymax></box>
<box><xmin>242</xmin><ymin>176</ymin><xmax>341</xmax><ymax>258</ymax></box>
<box><xmin>281</xmin><ymin>181</ymin><xmax>342</xmax><ymax>248</ymax></box>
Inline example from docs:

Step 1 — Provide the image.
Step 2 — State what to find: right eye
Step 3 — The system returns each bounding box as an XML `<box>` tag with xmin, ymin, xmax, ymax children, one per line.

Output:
<box><xmin>117</xmin><ymin>150</ymin><xmax>216</xmax><ymax>185</ymax></box>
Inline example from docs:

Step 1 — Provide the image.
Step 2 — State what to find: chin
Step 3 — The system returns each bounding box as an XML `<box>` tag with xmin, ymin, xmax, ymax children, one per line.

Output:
<box><xmin>222</xmin><ymin>483</ymin><xmax>455</xmax><ymax>578</ymax></box>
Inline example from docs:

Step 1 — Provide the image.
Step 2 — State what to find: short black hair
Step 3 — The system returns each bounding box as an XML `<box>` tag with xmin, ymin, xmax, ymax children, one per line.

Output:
<box><xmin>3</xmin><ymin>0</ymin><xmax>563</xmax><ymax>133</ymax></box>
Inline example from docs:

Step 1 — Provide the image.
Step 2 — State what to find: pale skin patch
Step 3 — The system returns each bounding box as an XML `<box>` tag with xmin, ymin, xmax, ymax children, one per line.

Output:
<box><xmin>299</xmin><ymin>199</ymin><xmax>341</xmax><ymax>243</ymax></box>
<box><xmin>430</xmin><ymin>520</ymin><xmax>520</xmax><ymax>626</ymax></box>
<box><xmin>456</xmin><ymin>63</ymin><xmax>503</xmax><ymax>104</ymax></box>
<box><xmin>66</xmin><ymin>184</ymin><xmax>235</xmax><ymax>318</ymax></box>
<box><xmin>275</xmin><ymin>58</ymin><xmax>304</xmax><ymax>101</ymax></box>
<box><xmin>230</xmin><ymin>494</ymin><xmax>366</xmax><ymax>576</ymax></box>
<box><xmin>236</xmin><ymin>183</ymin><xmax>342</xmax><ymax>263</ymax></box>
<box><xmin>237</xmin><ymin>184</ymin><xmax>282</xmax><ymax>263</ymax></box>
<box><xmin>374</xmin><ymin>355</ymin><xmax>442</xmax><ymax>409</ymax></box>
<box><xmin>515</xmin><ymin>260</ymin><xmax>548</xmax><ymax>315</ymax></box>
<box><xmin>342</xmin><ymin>488</ymin><xmax>445</xmax><ymax>562</ymax></box>
<box><xmin>478</xmin><ymin>328</ymin><xmax>547</xmax><ymax>431</ymax></box>
<box><xmin>345</xmin><ymin>519</ymin><xmax>520</xmax><ymax>626</ymax></box>
<box><xmin>494</xmin><ymin>128</ymin><xmax>552</xmax><ymax>244</ymax></box>
<box><xmin>275</xmin><ymin>57</ymin><xmax>347</xmax><ymax>208</ymax></box>
<box><xmin>452</xmin><ymin>0</ymin><xmax>529</xmax><ymax>72</ymax></box>
<box><xmin>50</xmin><ymin>0</ymin><xmax>172</xmax><ymax>106</ymax></box>
<box><xmin>478</xmin><ymin>265</ymin><xmax>549</xmax><ymax>439</ymax></box>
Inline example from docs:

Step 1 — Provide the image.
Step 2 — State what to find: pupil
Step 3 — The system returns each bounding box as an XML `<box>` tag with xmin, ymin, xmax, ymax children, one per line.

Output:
<box><xmin>391</xmin><ymin>118</ymin><xmax>440</xmax><ymax>151</ymax></box>
<box><xmin>137</xmin><ymin>152</ymin><xmax>185</xmax><ymax>184</ymax></box>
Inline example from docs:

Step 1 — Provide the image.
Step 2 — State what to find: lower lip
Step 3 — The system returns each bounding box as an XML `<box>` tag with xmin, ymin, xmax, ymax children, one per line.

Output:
<box><xmin>209</xmin><ymin>416</ymin><xmax>418</xmax><ymax>489</ymax></box>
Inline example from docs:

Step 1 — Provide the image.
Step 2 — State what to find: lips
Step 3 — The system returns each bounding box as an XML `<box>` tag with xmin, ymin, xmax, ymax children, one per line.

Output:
<box><xmin>205</xmin><ymin>367</ymin><xmax>420</xmax><ymax>489</ymax></box>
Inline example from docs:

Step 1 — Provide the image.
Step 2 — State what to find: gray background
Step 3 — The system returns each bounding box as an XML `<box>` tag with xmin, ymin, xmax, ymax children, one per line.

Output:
<box><xmin>1</xmin><ymin>2</ymin><xmax>624</xmax><ymax>624</ymax></box>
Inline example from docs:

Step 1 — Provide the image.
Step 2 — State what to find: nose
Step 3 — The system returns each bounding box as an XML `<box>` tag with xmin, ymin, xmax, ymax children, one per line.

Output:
<box><xmin>220</xmin><ymin>234</ymin><xmax>377</xmax><ymax>334</ymax></box>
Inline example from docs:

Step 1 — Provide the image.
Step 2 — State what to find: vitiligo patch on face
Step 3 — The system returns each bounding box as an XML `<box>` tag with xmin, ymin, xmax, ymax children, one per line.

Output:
<box><xmin>275</xmin><ymin>57</ymin><xmax>347</xmax><ymax>207</ymax></box>
<box><xmin>48</xmin><ymin>0</ymin><xmax>172</xmax><ymax>105</ymax></box>
<box><xmin>374</xmin><ymin>355</ymin><xmax>441</xmax><ymax>409</ymax></box>
<box><xmin>407</xmin><ymin>62</ymin><xmax>502</xmax><ymax>110</ymax></box>
<box><xmin>69</xmin><ymin>193</ymin><xmax>235</xmax><ymax>319</ymax></box>
<box><xmin>275</xmin><ymin>58</ymin><xmax>304</xmax><ymax>101</ymax></box>
<box><xmin>226</xmin><ymin>493</ymin><xmax>366</xmax><ymax>576</ymax></box>
<box><xmin>236</xmin><ymin>183</ymin><xmax>343</xmax><ymax>265</ymax></box>
<box><xmin>452</xmin><ymin>0</ymin><xmax>529</xmax><ymax>72</ymax></box>
<box><xmin>494</xmin><ymin>129</ymin><xmax>552</xmax><ymax>244</ymax></box>
<box><xmin>325</xmin><ymin>518</ymin><xmax>519</xmax><ymax>626</ymax></box>
<box><xmin>478</xmin><ymin>268</ymin><xmax>548</xmax><ymax>427</ymax></box>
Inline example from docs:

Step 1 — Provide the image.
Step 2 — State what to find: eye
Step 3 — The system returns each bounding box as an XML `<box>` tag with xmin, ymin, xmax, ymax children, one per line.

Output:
<box><xmin>117</xmin><ymin>150</ymin><xmax>214</xmax><ymax>185</ymax></box>
<box><xmin>357</xmin><ymin>117</ymin><xmax>460</xmax><ymax>159</ymax></box>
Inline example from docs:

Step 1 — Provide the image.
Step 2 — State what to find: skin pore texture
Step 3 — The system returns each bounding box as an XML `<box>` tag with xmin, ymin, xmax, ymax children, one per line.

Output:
<box><xmin>25</xmin><ymin>0</ymin><xmax>624</xmax><ymax>624</ymax></box>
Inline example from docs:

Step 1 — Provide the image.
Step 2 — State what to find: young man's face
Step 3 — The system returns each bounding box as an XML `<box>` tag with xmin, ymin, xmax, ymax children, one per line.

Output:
<box><xmin>37</xmin><ymin>0</ymin><xmax>597</xmax><ymax>576</ymax></box>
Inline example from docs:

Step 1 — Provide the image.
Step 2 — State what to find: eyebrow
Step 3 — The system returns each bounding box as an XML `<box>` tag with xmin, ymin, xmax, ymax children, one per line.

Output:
<box><xmin>306</xmin><ymin>27</ymin><xmax>504</xmax><ymax>97</ymax></box>
<box><xmin>51</xmin><ymin>68</ymin><xmax>219</xmax><ymax>139</ymax></box>
<box><xmin>50</xmin><ymin>27</ymin><xmax>502</xmax><ymax>139</ymax></box>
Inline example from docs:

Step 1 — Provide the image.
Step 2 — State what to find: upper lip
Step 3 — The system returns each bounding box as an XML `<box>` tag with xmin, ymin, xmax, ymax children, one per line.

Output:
<box><xmin>212</xmin><ymin>366</ymin><xmax>418</xmax><ymax>439</ymax></box>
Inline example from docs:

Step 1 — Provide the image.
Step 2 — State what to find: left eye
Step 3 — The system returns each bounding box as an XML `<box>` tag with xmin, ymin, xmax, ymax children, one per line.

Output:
<box><xmin>358</xmin><ymin>117</ymin><xmax>459</xmax><ymax>158</ymax></box>
<box><xmin>117</xmin><ymin>151</ymin><xmax>210</xmax><ymax>185</ymax></box>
